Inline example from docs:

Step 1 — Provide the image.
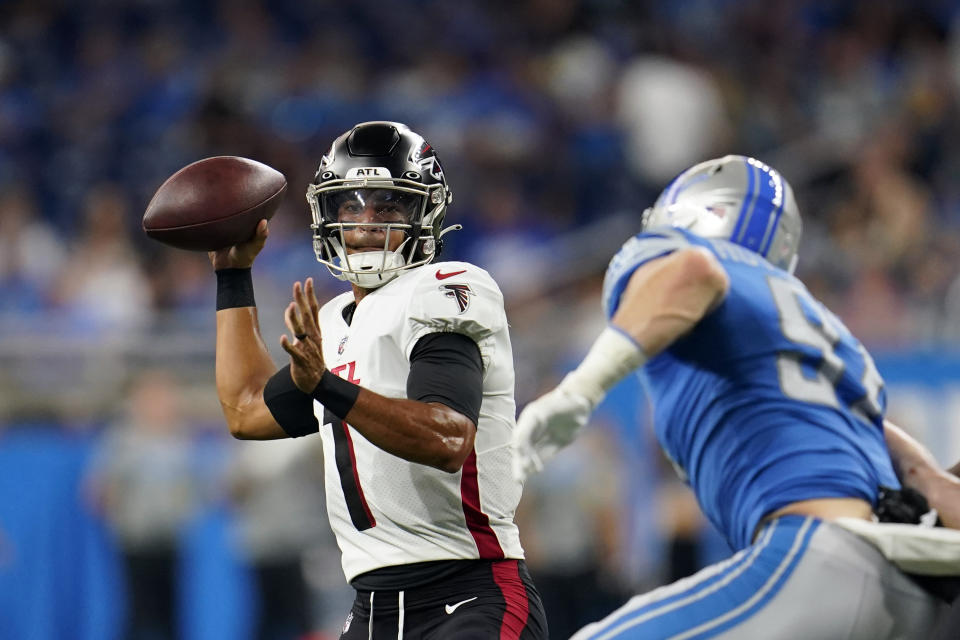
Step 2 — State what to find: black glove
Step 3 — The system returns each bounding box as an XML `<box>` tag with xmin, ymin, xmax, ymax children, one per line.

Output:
<box><xmin>875</xmin><ymin>486</ymin><xmax>958</xmax><ymax>602</ymax></box>
<box><xmin>874</xmin><ymin>485</ymin><xmax>932</xmax><ymax>525</ymax></box>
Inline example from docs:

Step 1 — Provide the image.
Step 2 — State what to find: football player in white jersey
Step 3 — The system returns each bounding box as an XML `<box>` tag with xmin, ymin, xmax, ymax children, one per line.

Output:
<box><xmin>210</xmin><ymin>122</ymin><xmax>547</xmax><ymax>639</ymax></box>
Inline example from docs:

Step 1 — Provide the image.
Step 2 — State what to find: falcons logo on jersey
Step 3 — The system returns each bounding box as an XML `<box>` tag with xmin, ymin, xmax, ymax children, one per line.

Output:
<box><xmin>440</xmin><ymin>283</ymin><xmax>472</xmax><ymax>313</ymax></box>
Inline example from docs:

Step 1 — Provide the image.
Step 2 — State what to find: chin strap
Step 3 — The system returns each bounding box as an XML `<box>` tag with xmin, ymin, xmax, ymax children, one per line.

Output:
<box><xmin>430</xmin><ymin>223</ymin><xmax>462</xmax><ymax>260</ymax></box>
<box><xmin>341</xmin><ymin>250</ymin><xmax>407</xmax><ymax>288</ymax></box>
<box><xmin>323</xmin><ymin>234</ymin><xmax>409</xmax><ymax>289</ymax></box>
<box><xmin>317</xmin><ymin>227</ymin><xmax>466</xmax><ymax>289</ymax></box>
<box><xmin>438</xmin><ymin>224</ymin><xmax>462</xmax><ymax>239</ymax></box>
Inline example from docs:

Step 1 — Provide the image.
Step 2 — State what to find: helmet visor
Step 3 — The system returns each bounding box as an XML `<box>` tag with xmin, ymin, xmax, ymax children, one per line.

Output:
<box><xmin>320</xmin><ymin>188</ymin><xmax>423</xmax><ymax>227</ymax></box>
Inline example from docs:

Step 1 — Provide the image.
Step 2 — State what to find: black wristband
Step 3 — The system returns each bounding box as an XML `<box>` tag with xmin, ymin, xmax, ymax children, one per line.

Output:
<box><xmin>216</xmin><ymin>268</ymin><xmax>255</xmax><ymax>310</ymax></box>
<box><xmin>312</xmin><ymin>370</ymin><xmax>361</xmax><ymax>420</ymax></box>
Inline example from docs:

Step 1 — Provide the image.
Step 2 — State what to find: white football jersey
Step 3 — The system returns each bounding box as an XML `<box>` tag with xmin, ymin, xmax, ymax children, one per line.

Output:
<box><xmin>313</xmin><ymin>260</ymin><xmax>525</xmax><ymax>582</ymax></box>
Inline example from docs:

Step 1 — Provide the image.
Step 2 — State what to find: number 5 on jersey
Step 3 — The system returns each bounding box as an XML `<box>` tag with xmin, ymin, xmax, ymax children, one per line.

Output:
<box><xmin>768</xmin><ymin>276</ymin><xmax>883</xmax><ymax>424</ymax></box>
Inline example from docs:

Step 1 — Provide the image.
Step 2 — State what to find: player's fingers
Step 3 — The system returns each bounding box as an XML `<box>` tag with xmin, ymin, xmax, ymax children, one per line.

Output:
<box><xmin>280</xmin><ymin>332</ymin><xmax>312</xmax><ymax>362</ymax></box>
<box><xmin>514</xmin><ymin>448</ymin><xmax>541</xmax><ymax>483</ymax></box>
<box><xmin>293</xmin><ymin>281</ymin><xmax>314</xmax><ymax>329</ymax></box>
<box><xmin>295</xmin><ymin>329</ymin><xmax>320</xmax><ymax>356</ymax></box>
<box><xmin>284</xmin><ymin>302</ymin><xmax>306</xmax><ymax>339</ymax></box>
<box><xmin>291</xmin><ymin>281</ymin><xmax>309</xmax><ymax>325</ymax></box>
<box><xmin>295</xmin><ymin>279</ymin><xmax>321</xmax><ymax>340</ymax></box>
<box><xmin>292</xmin><ymin>279</ymin><xmax>303</xmax><ymax>302</ymax></box>
<box><xmin>304</xmin><ymin>278</ymin><xmax>321</xmax><ymax>328</ymax></box>
<box><xmin>530</xmin><ymin>449</ymin><xmax>545</xmax><ymax>473</ymax></box>
<box><xmin>242</xmin><ymin>219</ymin><xmax>269</xmax><ymax>253</ymax></box>
<box><xmin>283</xmin><ymin>303</ymin><xmax>294</xmax><ymax>335</ymax></box>
<box><xmin>279</xmin><ymin>334</ymin><xmax>299</xmax><ymax>358</ymax></box>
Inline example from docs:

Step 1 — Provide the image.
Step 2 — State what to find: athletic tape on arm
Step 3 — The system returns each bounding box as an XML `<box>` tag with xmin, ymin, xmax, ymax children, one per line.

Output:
<box><xmin>559</xmin><ymin>326</ymin><xmax>647</xmax><ymax>407</ymax></box>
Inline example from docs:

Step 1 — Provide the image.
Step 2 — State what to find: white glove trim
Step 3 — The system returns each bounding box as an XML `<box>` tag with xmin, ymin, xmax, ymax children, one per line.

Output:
<box><xmin>559</xmin><ymin>326</ymin><xmax>647</xmax><ymax>407</ymax></box>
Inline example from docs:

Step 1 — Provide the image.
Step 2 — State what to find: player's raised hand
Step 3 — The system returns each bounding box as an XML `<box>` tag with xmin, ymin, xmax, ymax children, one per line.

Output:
<box><xmin>280</xmin><ymin>277</ymin><xmax>326</xmax><ymax>392</ymax></box>
<box><xmin>512</xmin><ymin>383</ymin><xmax>594</xmax><ymax>482</ymax></box>
<box><xmin>208</xmin><ymin>219</ymin><xmax>270</xmax><ymax>270</ymax></box>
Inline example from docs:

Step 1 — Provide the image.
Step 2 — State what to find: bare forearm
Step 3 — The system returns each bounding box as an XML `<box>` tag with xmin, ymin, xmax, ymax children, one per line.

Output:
<box><xmin>216</xmin><ymin>307</ymin><xmax>274</xmax><ymax>401</ymax></box>
<box><xmin>885</xmin><ymin>420</ymin><xmax>960</xmax><ymax>528</ymax></box>
<box><xmin>884</xmin><ymin>421</ymin><xmax>939</xmax><ymax>482</ymax></box>
<box><xmin>216</xmin><ymin>307</ymin><xmax>285</xmax><ymax>438</ymax></box>
<box><xmin>924</xmin><ymin>477</ymin><xmax>960</xmax><ymax>529</ymax></box>
<box><xmin>206</xmin><ymin>223</ymin><xmax>285</xmax><ymax>439</ymax></box>
<box><xmin>613</xmin><ymin>307</ymin><xmax>707</xmax><ymax>359</ymax></box>
<box><xmin>344</xmin><ymin>392</ymin><xmax>475</xmax><ymax>472</ymax></box>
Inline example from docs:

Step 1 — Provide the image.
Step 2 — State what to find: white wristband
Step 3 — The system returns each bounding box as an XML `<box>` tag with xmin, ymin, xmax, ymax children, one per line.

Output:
<box><xmin>558</xmin><ymin>326</ymin><xmax>647</xmax><ymax>408</ymax></box>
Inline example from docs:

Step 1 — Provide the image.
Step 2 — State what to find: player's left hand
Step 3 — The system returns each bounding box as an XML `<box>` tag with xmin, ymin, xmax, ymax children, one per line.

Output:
<box><xmin>512</xmin><ymin>384</ymin><xmax>594</xmax><ymax>483</ymax></box>
<box><xmin>280</xmin><ymin>277</ymin><xmax>326</xmax><ymax>392</ymax></box>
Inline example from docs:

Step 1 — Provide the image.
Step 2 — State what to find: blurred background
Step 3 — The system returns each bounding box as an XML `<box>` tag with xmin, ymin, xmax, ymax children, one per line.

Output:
<box><xmin>2</xmin><ymin>0</ymin><xmax>960</xmax><ymax>638</ymax></box>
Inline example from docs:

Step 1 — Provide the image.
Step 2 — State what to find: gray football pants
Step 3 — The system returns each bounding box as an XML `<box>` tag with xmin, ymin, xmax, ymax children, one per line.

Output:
<box><xmin>572</xmin><ymin>515</ymin><xmax>946</xmax><ymax>639</ymax></box>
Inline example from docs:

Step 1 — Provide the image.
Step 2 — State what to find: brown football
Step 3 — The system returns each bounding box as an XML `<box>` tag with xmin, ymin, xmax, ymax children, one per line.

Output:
<box><xmin>142</xmin><ymin>156</ymin><xmax>287</xmax><ymax>251</ymax></box>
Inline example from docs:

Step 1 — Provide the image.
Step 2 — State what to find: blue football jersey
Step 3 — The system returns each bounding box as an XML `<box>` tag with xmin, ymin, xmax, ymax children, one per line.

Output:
<box><xmin>602</xmin><ymin>227</ymin><xmax>899</xmax><ymax>550</ymax></box>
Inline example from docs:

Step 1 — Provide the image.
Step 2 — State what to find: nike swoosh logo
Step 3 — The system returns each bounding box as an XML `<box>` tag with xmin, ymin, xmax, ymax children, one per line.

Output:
<box><xmin>436</xmin><ymin>269</ymin><xmax>467</xmax><ymax>280</ymax></box>
<box><xmin>444</xmin><ymin>596</ymin><xmax>478</xmax><ymax>614</ymax></box>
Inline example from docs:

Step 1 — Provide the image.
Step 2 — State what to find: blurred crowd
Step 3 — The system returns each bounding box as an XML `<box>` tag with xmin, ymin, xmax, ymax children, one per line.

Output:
<box><xmin>3</xmin><ymin>1</ymin><xmax>960</xmax><ymax>350</ymax></box>
<box><xmin>3</xmin><ymin>0</ymin><xmax>960</xmax><ymax>637</ymax></box>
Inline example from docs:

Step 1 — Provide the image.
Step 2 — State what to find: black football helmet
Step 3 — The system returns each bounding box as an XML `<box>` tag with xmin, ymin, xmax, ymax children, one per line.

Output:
<box><xmin>306</xmin><ymin>121</ymin><xmax>458</xmax><ymax>288</ymax></box>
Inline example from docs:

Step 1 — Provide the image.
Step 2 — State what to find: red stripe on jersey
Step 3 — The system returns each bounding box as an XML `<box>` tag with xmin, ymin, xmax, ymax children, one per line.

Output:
<box><xmin>492</xmin><ymin>560</ymin><xmax>529</xmax><ymax>640</ymax></box>
<box><xmin>460</xmin><ymin>450</ymin><xmax>504</xmax><ymax>559</ymax></box>
<box><xmin>342</xmin><ymin>422</ymin><xmax>376</xmax><ymax>527</ymax></box>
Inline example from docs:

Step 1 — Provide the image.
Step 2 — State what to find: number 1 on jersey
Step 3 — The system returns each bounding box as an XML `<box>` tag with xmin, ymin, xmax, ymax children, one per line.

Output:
<box><xmin>328</xmin><ymin>361</ymin><xmax>376</xmax><ymax>531</ymax></box>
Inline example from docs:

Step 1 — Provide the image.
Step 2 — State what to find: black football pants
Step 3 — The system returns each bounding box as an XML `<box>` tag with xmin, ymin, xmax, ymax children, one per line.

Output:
<box><xmin>339</xmin><ymin>559</ymin><xmax>548</xmax><ymax>639</ymax></box>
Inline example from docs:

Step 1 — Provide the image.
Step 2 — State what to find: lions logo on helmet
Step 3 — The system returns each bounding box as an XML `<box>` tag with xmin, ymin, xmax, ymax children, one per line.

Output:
<box><xmin>306</xmin><ymin>122</ymin><xmax>459</xmax><ymax>289</ymax></box>
<box><xmin>643</xmin><ymin>155</ymin><xmax>802</xmax><ymax>273</ymax></box>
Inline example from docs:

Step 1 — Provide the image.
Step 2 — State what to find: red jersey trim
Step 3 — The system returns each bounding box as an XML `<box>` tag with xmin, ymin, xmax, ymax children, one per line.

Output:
<box><xmin>342</xmin><ymin>422</ymin><xmax>376</xmax><ymax>528</ymax></box>
<box><xmin>460</xmin><ymin>450</ymin><xmax>505</xmax><ymax>559</ymax></box>
<box><xmin>492</xmin><ymin>560</ymin><xmax>530</xmax><ymax>640</ymax></box>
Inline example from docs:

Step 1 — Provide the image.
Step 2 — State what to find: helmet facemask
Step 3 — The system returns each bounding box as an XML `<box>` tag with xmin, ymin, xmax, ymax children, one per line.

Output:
<box><xmin>307</xmin><ymin>178</ymin><xmax>450</xmax><ymax>289</ymax></box>
<box><xmin>306</xmin><ymin>121</ymin><xmax>459</xmax><ymax>288</ymax></box>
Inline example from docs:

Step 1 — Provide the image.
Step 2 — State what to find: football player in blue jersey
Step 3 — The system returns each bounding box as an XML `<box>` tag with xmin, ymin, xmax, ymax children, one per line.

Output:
<box><xmin>512</xmin><ymin>155</ymin><xmax>960</xmax><ymax>639</ymax></box>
